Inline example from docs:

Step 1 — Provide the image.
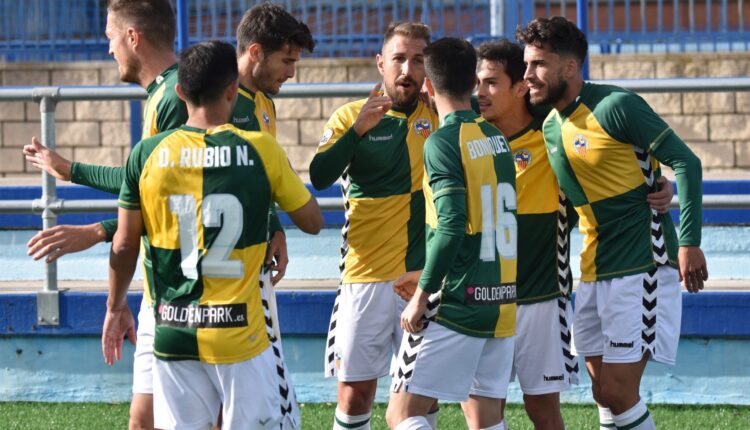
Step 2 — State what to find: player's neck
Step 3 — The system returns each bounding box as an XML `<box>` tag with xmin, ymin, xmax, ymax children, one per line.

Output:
<box><xmin>491</xmin><ymin>103</ymin><xmax>533</xmax><ymax>138</ymax></box>
<box><xmin>237</xmin><ymin>55</ymin><xmax>259</xmax><ymax>93</ymax></box>
<box><xmin>138</xmin><ymin>49</ymin><xmax>178</xmax><ymax>89</ymax></box>
<box><xmin>434</xmin><ymin>94</ymin><xmax>472</xmax><ymax>123</ymax></box>
<box><xmin>552</xmin><ymin>77</ymin><xmax>584</xmax><ymax>112</ymax></box>
<box><xmin>185</xmin><ymin>104</ymin><xmax>232</xmax><ymax>130</ymax></box>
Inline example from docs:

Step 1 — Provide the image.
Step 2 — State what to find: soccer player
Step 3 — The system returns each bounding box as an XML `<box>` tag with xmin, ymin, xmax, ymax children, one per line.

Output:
<box><xmin>23</xmin><ymin>2</ymin><xmax>313</xmax><ymax>428</ymax></box>
<box><xmin>309</xmin><ymin>22</ymin><xmax>439</xmax><ymax>430</ymax></box>
<box><xmin>386</xmin><ymin>37</ymin><xmax>516</xmax><ymax>430</ymax></box>
<box><xmin>475</xmin><ymin>39</ymin><xmax>674</xmax><ymax>430</ymax></box>
<box><xmin>517</xmin><ymin>17</ymin><xmax>708</xmax><ymax>430</ymax></box>
<box><xmin>102</xmin><ymin>39</ymin><xmax>322</xmax><ymax>430</ymax></box>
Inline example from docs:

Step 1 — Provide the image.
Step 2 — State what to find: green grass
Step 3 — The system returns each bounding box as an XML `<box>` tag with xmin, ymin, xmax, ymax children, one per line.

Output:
<box><xmin>0</xmin><ymin>402</ymin><xmax>748</xmax><ymax>429</ymax></box>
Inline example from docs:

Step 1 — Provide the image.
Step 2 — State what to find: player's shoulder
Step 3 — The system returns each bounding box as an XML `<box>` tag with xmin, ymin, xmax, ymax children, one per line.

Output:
<box><xmin>331</xmin><ymin>98</ymin><xmax>368</xmax><ymax>119</ymax></box>
<box><xmin>584</xmin><ymin>82</ymin><xmax>640</xmax><ymax>108</ymax></box>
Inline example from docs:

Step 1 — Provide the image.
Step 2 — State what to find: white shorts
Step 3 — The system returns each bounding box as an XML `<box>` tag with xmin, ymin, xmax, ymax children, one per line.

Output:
<box><xmin>132</xmin><ymin>294</ymin><xmax>155</xmax><ymax>394</ymax></box>
<box><xmin>391</xmin><ymin>322</ymin><xmax>514</xmax><ymax>402</ymax></box>
<box><xmin>153</xmin><ymin>346</ymin><xmax>282</xmax><ymax>430</ymax></box>
<box><xmin>324</xmin><ymin>281</ymin><xmax>407</xmax><ymax>381</ymax></box>
<box><xmin>512</xmin><ymin>297</ymin><xmax>579</xmax><ymax>395</ymax></box>
<box><xmin>572</xmin><ymin>265</ymin><xmax>681</xmax><ymax>365</ymax></box>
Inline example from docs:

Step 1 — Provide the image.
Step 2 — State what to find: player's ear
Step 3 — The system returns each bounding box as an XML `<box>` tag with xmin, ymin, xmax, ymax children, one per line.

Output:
<box><xmin>376</xmin><ymin>53</ymin><xmax>385</xmax><ymax>77</ymax></box>
<box><xmin>225</xmin><ymin>78</ymin><xmax>239</xmax><ymax>103</ymax></box>
<box><xmin>246</xmin><ymin>42</ymin><xmax>264</xmax><ymax>63</ymax></box>
<box><xmin>175</xmin><ymin>83</ymin><xmax>187</xmax><ymax>103</ymax></box>
<box><xmin>126</xmin><ymin>27</ymin><xmax>139</xmax><ymax>50</ymax></box>
<box><xmin>513</xmin><ymin>79</ymin><xmax>529</xmax><ymax>99</ymax></box>
<box><xmin>424</xmin><ymin>77</ymin><xmax>435</xmax><ymax>97</ymax></box>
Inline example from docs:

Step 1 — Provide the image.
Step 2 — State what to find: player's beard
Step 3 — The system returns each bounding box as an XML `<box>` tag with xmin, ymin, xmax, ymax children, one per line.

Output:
<box><xmin>385</xmin><ymin>76</ymin><xmax>420</xmax><ymax>108</ymax></box>
<box><xmin>119</xmin><ymin>54</ymin><xmax>142</xmax><ymax>85</ymax></box>
<box><xmin>531</xmin><ymin>72</ymin><xmax>567</xmax><ymax>106</ymax></box>
<box><xmin>253</xmin><ymin>58</ymin><xmax>282</xmax><ymax>95</ymax></box>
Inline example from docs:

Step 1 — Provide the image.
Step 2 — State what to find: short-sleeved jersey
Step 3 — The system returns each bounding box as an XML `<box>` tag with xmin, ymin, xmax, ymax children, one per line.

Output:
<box><xmin>510</xmin><ymin>116</ymin><xmax>571</xmax><ymax>304</ymax></box>
<box><xmin>141</xmin><ymin>64</ymin><xmax>188</xmax><ymax>139</ymax></box>
<box><xmin>424</xmin><ymin>111</ymin><xmax>517</xmax><ymax>338</ymax></box>
<box><xmin>316</xmin><ymin>99</ymin><xmax>438</xmax><ymax>283</ymax></box>
<box><xmin>233</xmin><ymin>84</ymin><xmax>277</xmax><ymax>136</ymax></box>
<box><xmin>119</xmin><ymin>124</ymin><xmax>311</xmax><ymax>364</ymax></box>
<box><xmin>543</xmin><ymin>82</ymin><xmax>679</xmax><ymax>282</ymax></box>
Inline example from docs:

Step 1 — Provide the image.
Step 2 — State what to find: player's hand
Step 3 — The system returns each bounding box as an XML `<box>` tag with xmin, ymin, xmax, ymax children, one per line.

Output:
<box><xmin>27</xmin><ymin>223</ymin><xmax>107</xmax><ymax>263</ymax></box>
<box><xmin>352</xmin><ymin>82</ymin><xmax>392</xmax><ymax>137</ymax></box>
<box><xmin>266</xmin><ymin>230</ymin><xmax>289</xmax><ymax>285</ymax></box>
<box><xmin>102</xmin><ymin>302</ymin><xmax>136</xmax><ymax>366</ymax></box>
<box><xmin>647</xmin><ymin>177</ymin><xmax>674</xmax><ymax>214</ymax></box>
<box><xmin>678</xmin><ymin>246</ymin><xmax>708</xmax><ymax>293</ymax></box>
<box><xmin>393</xmin><ymin>270</ymin><xmax>422</xmax><ymax>301</ymax></box>
<box><xmin>23</xmin><ymin>136</ymin><xmax>73</xmax><ymax>181</ymax></box>
<box><xmin>401</xmin><ymin>289</ymin><xmax>429</xmax><ymax>334</ymax></box>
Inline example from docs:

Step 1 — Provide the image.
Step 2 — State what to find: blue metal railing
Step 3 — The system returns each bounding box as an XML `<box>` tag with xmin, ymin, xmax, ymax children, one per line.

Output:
<box><xmin>1</xmin><ymin>0</ymin><xmax>749</xmax><ymax>62</ymax></box>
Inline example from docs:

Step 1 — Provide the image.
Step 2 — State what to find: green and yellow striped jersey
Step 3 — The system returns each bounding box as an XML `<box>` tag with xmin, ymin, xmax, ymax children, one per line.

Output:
<box><xmin>542</xmin><ymin>82</ymin><xmax>701</xmax><ymax>282</ymax></box>
<box><xmin>119</xmin><ymin>124</ymin><xmax>311</xmax><ymax>364</ymax></box>
<box><xmin>233</xmin><ymin>84</ymin><xmax>276</xmax><ymax>135</ymax></box>
<box><xmin>312</xmin><ymin>99</ymin><xmax>438</xmax><ymax>283</ymax></box>
<box><xmin>510</xmin><ymin>116</ymin><xmax>574</xmax><ymax>304</ymax></box>
<box><xmin>141</xmin><ymin>64</ymin><xmax>187</xmax><ymax>139</ymax></box>
<box><xmin>423</xmin><ymin>110</ymin><xmax>517</xmax><ymax>338</ymax></box>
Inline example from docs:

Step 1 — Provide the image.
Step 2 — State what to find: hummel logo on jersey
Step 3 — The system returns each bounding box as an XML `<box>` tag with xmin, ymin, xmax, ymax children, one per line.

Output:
<box><xmin>156</xmin><ymin>302</ymin><xmax>248</xmax><ymax>329</ymax></box>
<box><xmin>544</xmin><ymin>374</ymin><xmax>564</xmax><ymax>382</ymax></box>
<box><xmin>464</xmin><ymin>284</ymin><xmax>516</xmax><ymax>305</ymax></box>
<box><xmin>610</xmin><ymin>340</ymin><xmax>635</xmax><ymax>348</ymax></box>
<box><xmin>368</xmin><ymin>134</ymin><xmax>393</xmax><ymax>142</ymax></box>
<box><xmin>232</xmin><ymin>115</ymin><xmax>251</xmax><ymax>124</ymax></box>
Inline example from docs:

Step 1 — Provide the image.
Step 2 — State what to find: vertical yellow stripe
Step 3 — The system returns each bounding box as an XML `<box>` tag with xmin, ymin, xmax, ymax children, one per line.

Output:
<box><xmin>495</xmin><ymin>303</ymin><xmax>516</xmax><ymax>337</ymax></box>
<box><xmin>577</xmin><ymin>204</ymin><xmax>599</xmax><ymax>281</ymax></box>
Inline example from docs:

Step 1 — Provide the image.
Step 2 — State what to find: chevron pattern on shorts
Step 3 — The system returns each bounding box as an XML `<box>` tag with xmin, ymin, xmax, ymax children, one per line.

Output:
<box><xmin>558</xmin><ymin>297</ymin><xmax>579</xmax><ymax>383</ymax></box>
<box><xmin>557</xmin><ymin>191</ymin><xmax>572</xmax><ymax>296</ymax></box>
<box><xmin>324</xmin><ymin>287</ymin><xmax>342</xmax><ymax>377</ymax></box>
<box><xmin>391</xmin><ymin>292</ymin><xmax>441</xmax><ymax>392</ymax></box>
<box><xmin>338</xmin><ymin>171</ymin><xmax>352</xmax><ymax>274</ymax></box>
<box><xmin>634</xmin><ymin>147</ymin><xmax>668</xmax><ymax>265</ymax></box>
<box><xmin>259</xmin><ymin>277</ymin><xmax>297</xmax><ymax>422</ymax></box>
<box><xmin>641</xmin><ymin>268</ymin><xmax>658</xmax><ymax>356</ymax></box>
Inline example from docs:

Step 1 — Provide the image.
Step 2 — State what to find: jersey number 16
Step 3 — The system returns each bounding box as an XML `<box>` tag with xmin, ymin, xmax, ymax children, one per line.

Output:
<box><xmin>480</xmin><ymin>182</ymin><xmax>517</xmax><ymax>262</ymax></box>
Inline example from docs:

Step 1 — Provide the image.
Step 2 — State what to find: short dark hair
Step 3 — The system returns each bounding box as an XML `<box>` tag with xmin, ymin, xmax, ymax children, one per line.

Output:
<box><xmin>107</xmin><ymin>0</ymin><xmax>176</xmax><ymax>50</ymax></box>
<box><xmin>477</xmin><ymin>39</ymin><xmax>526</xmax><ymax>85</ymax></box>
<box><xmin>382</xmin><ymin>21</ymin><xmax>431</xmax><ymax>48</ymax></box>
<box><xmin>424</xmin><ymin>37</ymin><xmax>477</xmax><ymax>100</ymax></box>
<box><xmin>178</xmin><ymin>41</ymin><xmax>238</xmax><ymax>106</ymax></box>
<box><xmin>515</xmin><ymin>16</ymin><xmax>588</xmax><ymax>65</ymax></box>
<box><xmin>236</xmin><ymin>3</ymin><xmax>315</xmax><ymax>55</ymax></box>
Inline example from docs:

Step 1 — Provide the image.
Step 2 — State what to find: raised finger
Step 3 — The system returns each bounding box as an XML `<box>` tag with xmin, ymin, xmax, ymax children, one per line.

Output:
<box><xmin>369</xmin><ymin>82</ymin><xmax>382</xmax><ymax>98</ymax></box>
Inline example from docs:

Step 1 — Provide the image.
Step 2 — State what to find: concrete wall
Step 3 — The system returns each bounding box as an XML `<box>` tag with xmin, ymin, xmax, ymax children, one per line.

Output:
<box><xmin>1</xmin><ymin>53</ymin><xmax>748</xmax><ymax>181</ymax></box>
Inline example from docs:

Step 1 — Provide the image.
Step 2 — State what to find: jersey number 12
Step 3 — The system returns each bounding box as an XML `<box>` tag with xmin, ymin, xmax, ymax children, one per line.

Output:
<box><xmin>169</xmin><ymin>194</ymin><xmax>244</xmax><ymax>280</ymax></box>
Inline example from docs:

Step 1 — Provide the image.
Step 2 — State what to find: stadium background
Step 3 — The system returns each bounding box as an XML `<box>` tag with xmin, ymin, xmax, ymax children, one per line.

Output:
<box><xmin>1</xmin><ymin>0</ymin><xmax>749</xmax><ymax>420</ymax></box>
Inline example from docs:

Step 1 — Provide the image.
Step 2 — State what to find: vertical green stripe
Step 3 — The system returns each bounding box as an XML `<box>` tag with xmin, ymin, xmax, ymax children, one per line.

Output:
<box><xmin>405</xmin><ymin>190</ymin><xmax>426</xmax><ymax>271</ymax></box>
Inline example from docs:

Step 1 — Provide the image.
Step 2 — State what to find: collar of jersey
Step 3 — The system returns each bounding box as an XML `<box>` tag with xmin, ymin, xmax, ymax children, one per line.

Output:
<box><xmin>442</xmin><ymin>109</ymin><xmax>481</xmax><ymax>125</ymax></box>
<box><xmin>556</xmin><ymin>81</ymin><xmax>592</xmax><ymax>120</ymax></box>
<box><xmin>146</xmin><ymin>63</ymin><xmax>178</xmax><ymax>95</ymax></box>
<box><xmin>387</xmin><ymin>100</ymin><xmax>419</xmax><ymax>118</ymax></box>
<box><xmin>179</xmin><ymin>123</ymin><xmax>236</xmax><ymax>135</ymax></box>
<box><xmin>238</xmin><ymin>83</ymin><xmax>257</xmax><ymax>100</ymax></box>
<box><xmin>507</xmin><ymin>115</ymin><xmax>544</xmax><ymax>142</ymax></box>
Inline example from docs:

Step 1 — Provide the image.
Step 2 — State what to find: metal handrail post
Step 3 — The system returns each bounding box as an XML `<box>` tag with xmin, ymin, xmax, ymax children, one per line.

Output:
<box><xmin>34</xmin><ymin>90</ymin><xmax>60</xmax><ymax>326</ymax></box>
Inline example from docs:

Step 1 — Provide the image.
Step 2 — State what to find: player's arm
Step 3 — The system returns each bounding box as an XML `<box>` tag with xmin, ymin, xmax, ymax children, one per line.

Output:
<box><xmin>606</xmin><ymin>92</ymin><xmax>707</xmax><ymax>292</ymax></box>
<box><xmin>265</xmin><ymin>136</ymin><xmax>323</xmax><ymax>234</ymax></box>
<box><xmin>103</xmin><ymin>206</ymin><xmax>142</xmax><ymax>366</ymax></box>
<box><xmin>402</xmin><ymin>135</ymin><xmax>466</xmax><ymax>333</ymax></box>
<box><xmin>309</xmin><ymin>83</ymin><xmax>392</xmax><ymax>190</ymax></box>
<box><xmin>266</xmin><ymin>205</ymin><xmax>288</xmax><ymax>284</ymax></box>
<box><xmin>103</xmin><ymin>140</ymin><xmax>150</xmax><ymax>365</ymax></box>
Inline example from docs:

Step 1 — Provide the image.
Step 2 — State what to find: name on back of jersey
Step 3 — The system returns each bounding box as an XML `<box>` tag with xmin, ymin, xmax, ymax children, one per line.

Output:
<box><xmin>156</xmin><ymin>146</ymin><xmax>255</xmax><ymax>168</ymax></box>
<box><xmin>466</xmin><ymin>135</ymin><xmax>510</xmax><ymax>160</ymax></box>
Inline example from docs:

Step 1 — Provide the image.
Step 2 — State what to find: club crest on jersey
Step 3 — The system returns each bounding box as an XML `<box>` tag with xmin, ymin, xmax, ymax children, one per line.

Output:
<box><xmin>262</xmin><ymin>111</ymin><xmax>271</xmax><ymax>129</ymax></box>
<box><xmin>513</xmin><ymin>149</ymin><xmax>532</xmax><ymax>172</ymax></box>
<box><xmin>414</xmin><ymin>119</ymin><xmax>432</xmax><ymax>138</ymax></box>
<box><xmin>573</xmin><ymin>134</ymin><xmax>588</xmax><ymax>157</ymax></box>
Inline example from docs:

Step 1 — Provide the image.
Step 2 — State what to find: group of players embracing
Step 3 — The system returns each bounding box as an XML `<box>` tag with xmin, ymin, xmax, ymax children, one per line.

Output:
<box><xmin>23</xmin><ymin>1</ymin><xmax>708</xmax><ymax>429</ymax></box>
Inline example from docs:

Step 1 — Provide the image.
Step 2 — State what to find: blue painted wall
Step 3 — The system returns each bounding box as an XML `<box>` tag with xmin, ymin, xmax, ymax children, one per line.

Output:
<box><xmin>1</xmin><ymin>291</ymin><xmax>749</xmax><ymax>404</ymax></box>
